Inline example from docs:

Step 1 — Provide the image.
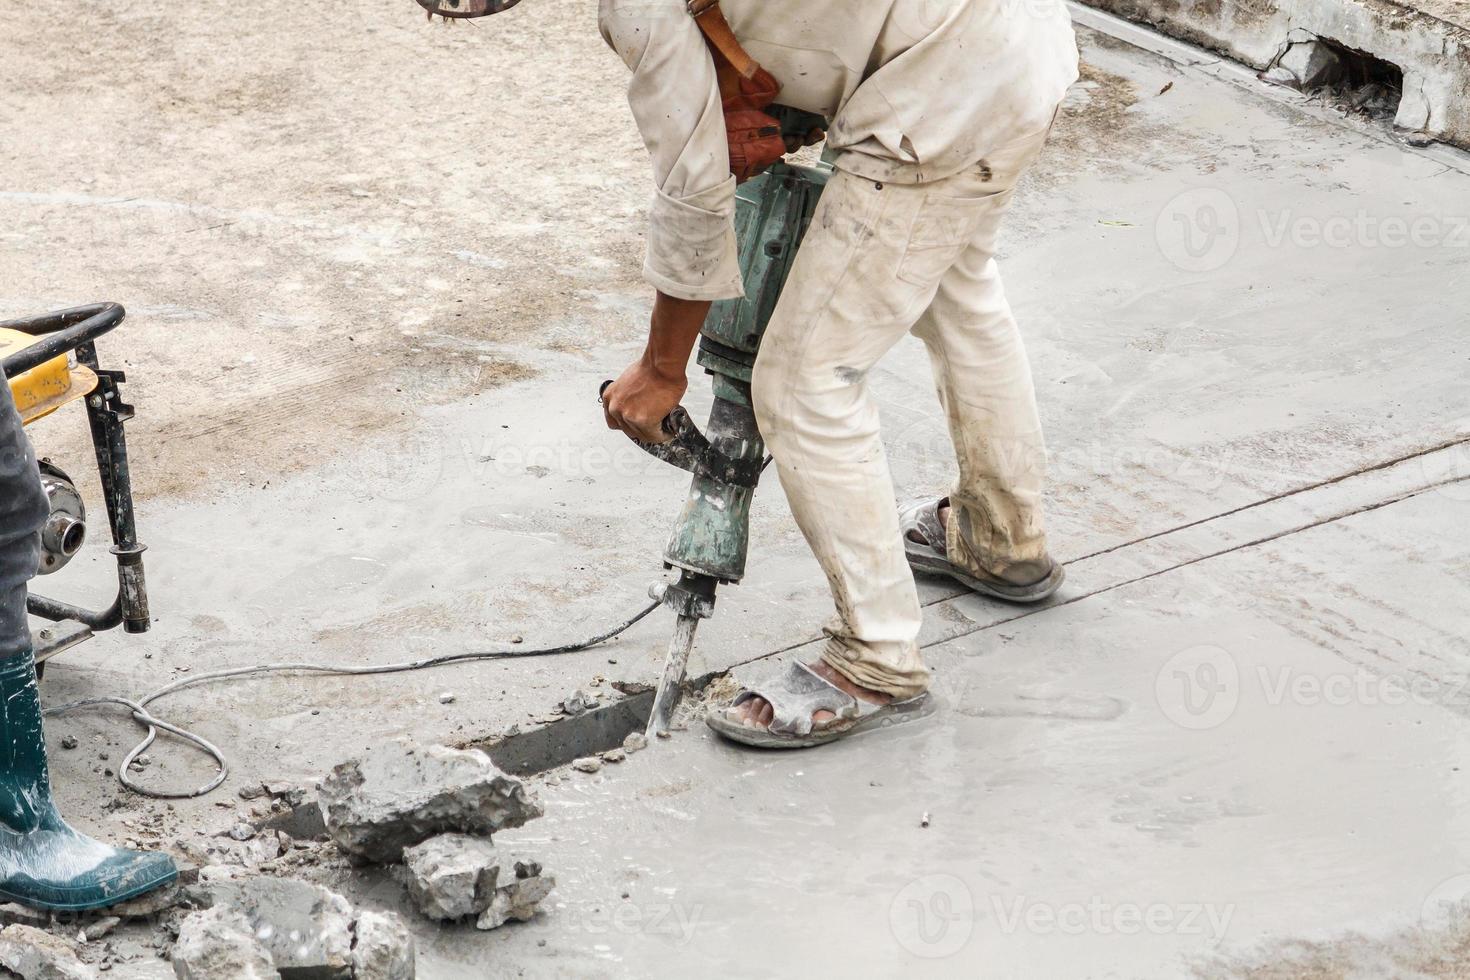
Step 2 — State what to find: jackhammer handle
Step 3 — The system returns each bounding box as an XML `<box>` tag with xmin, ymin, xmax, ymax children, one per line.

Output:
<box><xmin>600</xmin><ymin>380</ymin><xmax>763</xmax><ymax>488</ymax></box>
<box><xmin>599</xmin><ymin>379</ymin><xmax>700</xmax><ymax>443</ymax></box>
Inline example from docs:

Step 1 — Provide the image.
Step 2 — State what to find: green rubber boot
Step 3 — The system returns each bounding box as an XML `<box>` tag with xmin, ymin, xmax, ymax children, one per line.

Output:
<box><xmin>1</xmin><ymin>384</ymin><xmax>175</xmax><ymax>910</ymax></box>
<box><xmin>0</xmin><ymin>649</ymin><xmax>178</xmax><ymax>911</ymax></box>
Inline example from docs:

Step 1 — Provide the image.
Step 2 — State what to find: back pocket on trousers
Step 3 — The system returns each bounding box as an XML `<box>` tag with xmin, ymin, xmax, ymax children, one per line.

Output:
<box><xmin>896</xmin><ymin>192</ymin><xmax>992</xmax><ymax>287</ymax></box>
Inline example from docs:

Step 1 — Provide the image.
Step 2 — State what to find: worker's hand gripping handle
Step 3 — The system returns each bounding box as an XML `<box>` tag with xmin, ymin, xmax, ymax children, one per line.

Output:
<box><xmin>600</xmin><ymin>381</ymin><xmax>763</xmax><ymax>489</ymax></box>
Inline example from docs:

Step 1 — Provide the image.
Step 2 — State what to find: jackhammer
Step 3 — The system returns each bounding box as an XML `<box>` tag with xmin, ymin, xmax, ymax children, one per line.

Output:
<box><xmin>611</xmin><ymin>135</ymin><xmax>831</xmax><ymax>736</ymax></box>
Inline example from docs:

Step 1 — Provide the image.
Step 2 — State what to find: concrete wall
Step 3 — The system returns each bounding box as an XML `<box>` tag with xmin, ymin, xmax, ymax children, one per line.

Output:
<box><xmin>1082</xmin><ymin>0</ymin><xmax>1470</xmax><ymax>149</ymax></box>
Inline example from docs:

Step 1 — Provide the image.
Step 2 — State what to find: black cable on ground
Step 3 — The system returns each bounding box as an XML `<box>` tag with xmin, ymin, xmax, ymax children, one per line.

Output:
<box><xmin>42</xmin><ymin>599</ymin><xmax>662</xmax><ymax>800</ymax></box>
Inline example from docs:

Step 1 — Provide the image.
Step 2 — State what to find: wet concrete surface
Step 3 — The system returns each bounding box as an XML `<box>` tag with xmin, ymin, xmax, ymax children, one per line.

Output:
<box><xmin>10</xmin><ymin>13</ymin><xmax>1470</xmax><ymax>980</ymax></box>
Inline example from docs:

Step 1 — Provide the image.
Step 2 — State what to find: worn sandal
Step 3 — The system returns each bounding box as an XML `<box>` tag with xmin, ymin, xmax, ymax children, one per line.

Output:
<box><xmin>900</xmin><ymin>497</ymin><xmax>1064</xmax><ymax>603</ymax></box>
<box><xmin>706</xmin><ymin>661</ymin><xmax>932</xmax><ymax>749</ymax></box>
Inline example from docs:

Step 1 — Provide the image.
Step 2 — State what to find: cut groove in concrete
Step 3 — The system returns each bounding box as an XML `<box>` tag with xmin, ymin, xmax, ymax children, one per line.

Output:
<box><xmin>922</xmin><ymin>471</ymin><xmax>1469</xmax><ymax>653</ymax></box>
<box><xmin>476</xmin><ymin>691</ymin><xmax>654</xmax><ymax>777</ymax></box>
<box><xmin>734</xmin><ymin>436</ymin><xmax>1470</xmax><ymax>670</ymax></box>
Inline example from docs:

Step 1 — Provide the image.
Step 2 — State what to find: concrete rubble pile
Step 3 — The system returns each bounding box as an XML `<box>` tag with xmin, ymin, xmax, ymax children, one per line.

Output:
<box><xmin>318</xmin><ymin>740</ymin><xmax>554</xmax><ymax>932</ymax></box>
<box><xmin>171</xmin><ymin>867</ymin><xmax>415</xmax><ymax>980</ymax></box>
<box><xmin>0</xmin><ymin>741</ymin><xmax>548</xmax><ymax>979</ymax></box>
<box><xmin>0</xmin><ymin>924</ymin><xmax>96</xmax><ymax>980</ymax></box>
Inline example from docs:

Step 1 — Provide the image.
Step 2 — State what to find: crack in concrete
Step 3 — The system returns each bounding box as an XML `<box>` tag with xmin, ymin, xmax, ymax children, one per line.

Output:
<box><xmin>713</xmin><ymin>437</ymin><xmax>1470</xmax><ymax>675</ymax></box>
<box><xmin>919</xmin><ymin>471</ymin><xmax>1470</xmax><ymax>653</ymax></box>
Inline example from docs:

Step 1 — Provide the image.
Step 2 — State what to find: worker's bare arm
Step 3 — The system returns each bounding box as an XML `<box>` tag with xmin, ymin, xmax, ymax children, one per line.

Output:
<box><xmin>602</xmin><ymin>292</ymin><xmax>713</xmax><ymax>444</ymax></box>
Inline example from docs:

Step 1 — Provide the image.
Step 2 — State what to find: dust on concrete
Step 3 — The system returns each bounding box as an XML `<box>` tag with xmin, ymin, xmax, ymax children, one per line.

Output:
<box><xmin>1193</xmin><ymin>909</ymin><xmax>1470</xmax><ymax>979</ymax></box>
<box><xmin>0</xmin><ymin>0</ymin><xmax>653</xmax><ymax>503</ymax></box>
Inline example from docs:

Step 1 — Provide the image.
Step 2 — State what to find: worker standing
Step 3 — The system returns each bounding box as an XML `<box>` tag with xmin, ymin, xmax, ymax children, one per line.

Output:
<box><xmin>0</xmin><ymin>386</ymin><xmax>177</xmax><ymax>909</ymax></box>
<box><xmin>420</xmin><ymin>0</ymin><xmax>1078</xmax><ymax>748</ymax></box>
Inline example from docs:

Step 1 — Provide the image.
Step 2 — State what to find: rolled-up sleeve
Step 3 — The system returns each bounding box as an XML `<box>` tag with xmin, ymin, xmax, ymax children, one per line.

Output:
<box><xmin>600</xmin><ymin>0</ymin><xmax>743</xmax><ymax>301</ymax></box>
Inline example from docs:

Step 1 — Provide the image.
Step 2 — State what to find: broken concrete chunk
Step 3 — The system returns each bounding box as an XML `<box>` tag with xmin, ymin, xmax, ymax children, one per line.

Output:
<box><xmin>0</xmin><ymin>924</ymin><xmax>94</xmax><ymax>979</ymax></box>
<box><xmin>171</xmin><ymin>906</ymin><xmax>279</xmax><ymax>980</ymax></box>
<box><xmin>256</xmin><ymin>800</ymin><xmax>327</xmax><ymax>842</ymax></box>
<box><xmin>621</xmin><ymin>732</ymin><xmax>647</xmax><ymax>754</ymax></box>
<box><xmin>601</xmin><ymin>749</ymin><xmax>626</xmax><ymax>764</ymax></box>
<box><xmin>0</xmin><ymin>903</ymin><xmax>52</xmax><ymax>929</ymax></box>
<box><xmin>81</xmin><ymin>917</ymin><xmax>121</xmax><ymax>943</ymax></box>
<box><xmin>558</xmin><ymin>690</ymin><xmax>596</xmax><ymax>716</ymax></box>
<box><xmin>104</xmin><ymin>883</ymin><xmax>184</xmax><ymax>919</ymax></box>
<box><xmin>475</xmin><ymin>875</ymin><xmax>554</xmax><ymax>932</ymax></box>
<box><xmin>403</xmin><ymin>834</ymin><xmax>501</xmax><ymax>921</ymax></box>
<box><xmin>319</xmin><ymin>741</ymin><xmax>542</xmax><ymax>864</ymax></box>
<box><xmin>186</xmin><ymin>868</ymin><xmax>354</xmax><ymax>979</ymax></box>
<box><xmin>571</xmin><ymin>757</ymin><xmax>601</xmax><ymax>774</ymax></box>
<box><xmin>349</xmin><ymin>911</ymin><xmax>415</xmax><ymax>980</ymax></box>
<box><xmin>263</xmin><ymin>783</ymin><xmax>312</xmax><ymax>810</ymax></box>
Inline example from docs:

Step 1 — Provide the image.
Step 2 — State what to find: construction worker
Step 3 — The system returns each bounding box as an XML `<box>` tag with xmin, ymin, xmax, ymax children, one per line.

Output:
<box><xmin>602</xmin><ymin>0</ymin><xmax>1080</xmax><ymax>749</ymax></box>
<box><xmin>419</xmin><ymin>0</ymin><xmax>1077</xmax><ymax>747</ymax></box>
<box><xmin>0</xmin><ymin>386</ymin><xmax>177</xmax><ymax>910</ymax></box>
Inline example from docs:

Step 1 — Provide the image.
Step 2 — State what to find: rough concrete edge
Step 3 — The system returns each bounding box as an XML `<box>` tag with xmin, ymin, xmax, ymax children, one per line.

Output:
<box><xmin>1067</xmin><ymin>0</ymin><xmax>1470</xmax><ymax>169</ymax></box>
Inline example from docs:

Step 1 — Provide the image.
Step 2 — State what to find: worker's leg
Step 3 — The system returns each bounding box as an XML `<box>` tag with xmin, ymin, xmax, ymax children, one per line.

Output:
<box><xmin>0</xmin><ymin>388</ymin><xmax>48</xmax><ymax>660</ymax></box>
<box><xmin>750</xmin><ymin>169</ymin><xmax>1007</xmax><ymax>702</ymax></box>
<box><xmin>909</xmin><ymin>124</ymin><xmax>1058</xmax><ymax>583</ymax></box>
<box><xmin>0</xmin><ymin>385</ymin><xmax>177</xmax><ymax>911</ymax></box>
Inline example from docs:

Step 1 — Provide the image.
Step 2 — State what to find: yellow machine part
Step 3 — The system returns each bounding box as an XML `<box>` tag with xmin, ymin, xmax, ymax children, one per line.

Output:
<box><xmin>0</xmin><ymin>328</ymin><xmax>99</xmax><ymax>425</ymax></box>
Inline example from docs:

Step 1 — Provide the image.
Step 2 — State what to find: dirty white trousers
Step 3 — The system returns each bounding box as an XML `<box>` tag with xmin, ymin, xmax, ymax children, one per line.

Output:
<box><xmin>751</xmin><ymin>122</ymin><xmax>1056</xmax><ymax>700</ymax></box>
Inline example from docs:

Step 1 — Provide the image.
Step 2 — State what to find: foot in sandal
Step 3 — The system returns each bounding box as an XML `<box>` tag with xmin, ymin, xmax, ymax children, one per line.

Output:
<box><xmin>899</xmin><ymin>496</ymin><xmax>1064</xmax><ymax>603</ymax></box>
<box><xmin>706</xmin><ymin>659</ymin><xmax>931</xmax><ymax>749</ymax></box>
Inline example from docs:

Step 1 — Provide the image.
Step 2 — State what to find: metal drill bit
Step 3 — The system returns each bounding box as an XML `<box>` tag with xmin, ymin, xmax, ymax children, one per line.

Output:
<box><xmin>647</xmin><ymin>613</ymin><xmax>700</xmax><ymax>737</ymax></box>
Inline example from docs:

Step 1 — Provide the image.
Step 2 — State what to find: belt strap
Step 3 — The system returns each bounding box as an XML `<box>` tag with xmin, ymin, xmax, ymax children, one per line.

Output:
<box><xmin>687</xmin><ymin>0</ymin><xmax>760</xmax><ymax>82</ymax></box>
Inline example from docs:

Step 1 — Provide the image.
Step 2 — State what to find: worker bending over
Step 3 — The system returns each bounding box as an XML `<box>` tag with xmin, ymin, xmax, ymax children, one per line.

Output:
<box><xmin>600</xmin><ymin>0</ymin><xmax>1078</xmax><ymax>747</ymax></box>
<box><xmin>421</xmin><ymin>0</ymin><xmax>1078</xmax><ymax>747</ymax></box>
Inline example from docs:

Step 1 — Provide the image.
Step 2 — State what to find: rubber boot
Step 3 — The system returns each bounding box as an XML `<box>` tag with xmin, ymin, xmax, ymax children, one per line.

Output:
<box><xmin>0</xmin><ymin>649</ymin><xmax>178</xmax><ymax>910</ymax></box>
<box><xmin>0</xmin><ymin>385</ymin><xmax>176</xmax><ymax>910</ymax></box>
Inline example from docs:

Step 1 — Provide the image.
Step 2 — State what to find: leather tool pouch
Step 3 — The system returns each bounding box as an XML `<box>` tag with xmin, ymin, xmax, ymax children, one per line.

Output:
<box><xmin>688</xmin><ymin>0</ymin><xmax>788</xmax><ymax>183</ymax></box>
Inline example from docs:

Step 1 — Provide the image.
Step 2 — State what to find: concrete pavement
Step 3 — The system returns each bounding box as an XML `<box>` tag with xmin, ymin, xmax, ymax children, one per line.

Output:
<box><xmin>7</xmin><ymin>9</ymin><xmax>1470</xmax><ymax>978</ymax></box>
